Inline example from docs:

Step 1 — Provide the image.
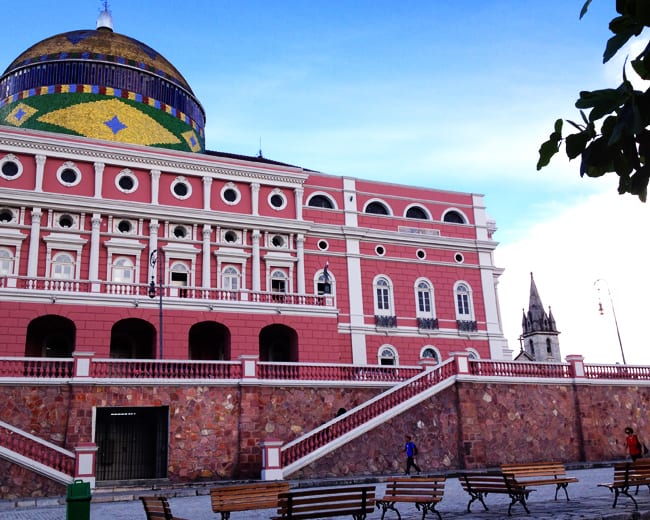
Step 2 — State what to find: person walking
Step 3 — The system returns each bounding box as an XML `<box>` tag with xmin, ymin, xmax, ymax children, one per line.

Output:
<box><xmin>404</xmin><ymin>435</ymin><xmax>421</xmax><ymax>475</ymax></box>
<box><xmin>624</xmin><ymin>427</ymin><xmax>646</xmax><ymax>461</ymax></box>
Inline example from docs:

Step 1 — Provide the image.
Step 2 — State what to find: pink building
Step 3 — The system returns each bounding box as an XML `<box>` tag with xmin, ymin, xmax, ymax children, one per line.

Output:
<box><xmin>0</xmin><ymin>7</ymin><xmax>512</xmax><ymax>491</ymax></box>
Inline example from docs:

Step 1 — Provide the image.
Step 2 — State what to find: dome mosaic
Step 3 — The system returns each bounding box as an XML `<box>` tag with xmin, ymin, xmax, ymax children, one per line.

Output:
<box><xmin>0</xmin><ymin>8</ymin><xmax>205</xmax><ymax>153</ymax></box>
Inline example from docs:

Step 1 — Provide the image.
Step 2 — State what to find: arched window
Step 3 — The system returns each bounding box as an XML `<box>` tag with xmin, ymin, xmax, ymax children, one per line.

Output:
<box><xmin>443</xmin><ymin>209</ymin><xmax>467</xmax><ymax>224</ymax></box>
<box><xmin>405</xmin><ymin>206</ymin><xmax>429</xmax><ymax>220</ymax></box>
<box><xmin>170</xmin><ymin>262</ymin><xmax>189</xmax><ymax>297</ymax></box>
<box><xmin>271</xmin><ymin>270</ymin><xmax>288</xmax><ymax>295</ymax></box>
<box><xmin>374</xmin><ymin>276</ymin><xmax>393</xmax><ymax>314</ymax></box>
<box><xmin>365</xmin><ymin>201</ymin><xmax>390</xmax><ymax>215</ymax></box>
<box><xmin>378</xmin><ymin>345</ymin><xmax>398</xmax><ymax>365</ymax></box>
<box><xmin>307</xmin><ymin>194</ymin><xmax>335</xmax><ymax>209</ymax></box>
<box><xmin>467</xmin><ymin>349</ymin><xmax>479</xmax><ymax>360</ymax></box>
<box><xmin>315</xmin><ymin>269</ymin><xmax>334</xmax><ymax>295</ymax></box>
<box><xmin>454</xmin><ymin>282</ymin><xmax>474</xmax><ymax>319</ymax></box>
<box><xmin>222</xmin><ymin>266</ymin><xmax>240</xmax><ymax>291</ymax></box>
<box><xmin>111</xmin><ymin>257</ymin><xmax>134</xmax><ymax>283</ymax></box>
<box><xmin>421</xmin><ymin>346</ymin><xmax>440</xmax><ymax>363</ymax></box>
<box><xmin>0</xmin><ymin>248</ymin><xmax>14</xmax><ymax>276</ymax></box>
<box><xmin>415</xmin><ymin>280</ymin><xmax>435</xmax><ymax>317</ymax></box>
<box><xmin>51</xmin><ymin>253</ymin><xmax>74</xmax><ymax>279</ymax></box>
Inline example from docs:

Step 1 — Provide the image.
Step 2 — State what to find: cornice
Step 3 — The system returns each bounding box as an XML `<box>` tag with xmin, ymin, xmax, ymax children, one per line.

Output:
<box><xmin>0</xmin><ymin>131</ymin><xmax>308</xmax><ymax>186</ymax></box>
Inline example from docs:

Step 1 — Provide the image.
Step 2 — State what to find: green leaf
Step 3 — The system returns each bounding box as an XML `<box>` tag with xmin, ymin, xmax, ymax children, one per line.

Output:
<box><xmin>604</xmin><ymin>28</ymin><xmax>641</xmax><ymax>63</ymax></box>
<box><xmin>580</xmin><ymin>0</ymin><xmax>592</xmax><ymax>19</ymax></box>
<box><xmin>576</xmin><ymin>88</ymin><xmax>628</xmax><ymax>121</ymax></box>
<box><xmin>537</xmin><ymin>121</ymin><xmax>563</xmax><ymax>170</ymax></box>
<box><xmin>565</xmin><ymin>131</ymin><xmax>591</xmax><ymax>159</ymax></box>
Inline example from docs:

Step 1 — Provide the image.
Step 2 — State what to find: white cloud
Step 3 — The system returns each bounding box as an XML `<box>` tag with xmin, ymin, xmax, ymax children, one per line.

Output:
<box><xmin>496</xmin><ymin>186</ymin><xmax>650</xmax><ymax>365</ymax></box>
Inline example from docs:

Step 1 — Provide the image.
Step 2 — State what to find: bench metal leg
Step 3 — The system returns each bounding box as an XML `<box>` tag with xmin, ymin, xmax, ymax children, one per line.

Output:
<box><xmin>611</xmin><ymin>487</ymin><xmax>637</xmax><ymax>509</ymax></box>
<box><xmin>416</xmin><ymin>502</ymin><xmax>442</xmax><ymax>520</ymax></box>
<box><xmin>507</xmin><ymin>491</ymin><xmax>530</xmax><ymax>516</ymax></box>
<box><xmin>466</xmin><ymin>491</ymin><xmax>489</xmax><ymax>512</ymax></box>
<box><xmin>554</xmin><ymin>482</ymin><xmax>570</xmax><ymax>501</ymax></box>
<box><xmin>376</xmin><ymin>500</ymin><xmax>401</xmax><ymax>520</ymax></box>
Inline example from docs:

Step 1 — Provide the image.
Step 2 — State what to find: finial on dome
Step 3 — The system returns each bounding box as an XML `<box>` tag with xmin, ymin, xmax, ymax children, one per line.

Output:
<box><xmin>96</xmin><ymin>1</ymin><xmax>114</xmax><ymax>31</ymax></box>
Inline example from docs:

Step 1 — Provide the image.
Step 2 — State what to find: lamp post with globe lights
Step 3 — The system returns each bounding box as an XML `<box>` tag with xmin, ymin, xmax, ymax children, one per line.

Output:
<box><xmin>593</xmin><ymin>278</ymin><xmax>626</xmax><ymax>365</ymax></box>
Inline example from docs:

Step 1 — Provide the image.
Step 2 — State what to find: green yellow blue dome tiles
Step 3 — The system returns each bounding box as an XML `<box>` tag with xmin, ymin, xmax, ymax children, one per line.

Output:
<box><xmin>0</xmin><ymin>88</ymin><xmax>204</xmax><ymax>152</ymax></box>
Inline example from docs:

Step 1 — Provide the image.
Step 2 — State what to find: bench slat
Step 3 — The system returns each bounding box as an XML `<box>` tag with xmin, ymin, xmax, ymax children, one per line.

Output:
<box><xmin>211</xmin><ymin>482</ymin><xmax>290</xmax><ymax>519</ymax></box>
<box><xmin>274</xmin><ymin>486</ymin><xmax>375</xmax><ymax>520</ymax></box>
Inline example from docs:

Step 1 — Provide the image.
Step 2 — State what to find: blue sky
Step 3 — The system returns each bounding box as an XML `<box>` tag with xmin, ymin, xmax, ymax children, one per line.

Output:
<box><xmin>2</xmin><ymin>1</ymin><xmax>646</xmax><ymax>364</ymax></box>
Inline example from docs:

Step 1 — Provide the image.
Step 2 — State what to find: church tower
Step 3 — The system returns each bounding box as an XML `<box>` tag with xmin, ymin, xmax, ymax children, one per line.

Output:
<box><xmin>517</xmin><ymin>273</ymin><xmax>561</xmax><ymax>362</ymax></box>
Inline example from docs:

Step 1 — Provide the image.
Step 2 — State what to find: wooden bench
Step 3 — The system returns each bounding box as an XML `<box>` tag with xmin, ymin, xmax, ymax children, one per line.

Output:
<box><xmin>598</xmin><ymin>460</ymin><xmax>650</xmax><ymax>508</ymax></box>
<box><xmin>501</xmin><ymin>461</ymin><xmax>578</xmax><ymax>501</ymax></box>
<box><xmin>459</xmin><ymin>471</ymin><xmax>533</xmax><ymax>516</ymax></box>
<box><xmin>140</xmin><ymin>496</ymin><xmax>188</xmax><ymax>520</ymax></box>
<box><xmin>376</xmin><ymin>476</ymin><xmax>445</xmax><ymax>520</ymax></box>
<box><xmin>273</xmin><ymin>485</ymin><xmax>376</xmax><ymax>519</ymax></box>
<box><xmin>210</xmin><ymin>481</ymin><xmax>290</xmax><ymax>519</ymax></box>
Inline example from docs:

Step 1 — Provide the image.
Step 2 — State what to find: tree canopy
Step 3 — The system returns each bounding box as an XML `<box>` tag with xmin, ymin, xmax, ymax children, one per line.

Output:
<box><xmin>537</xmin><ymin>0</ymin><xmax>650</xmax><ymax>201</ymax></box>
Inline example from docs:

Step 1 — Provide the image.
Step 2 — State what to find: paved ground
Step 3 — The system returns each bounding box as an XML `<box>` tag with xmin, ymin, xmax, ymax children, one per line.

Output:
<box><xmin>1</xmin><ymin>466</ymin><xmax>650</xmax><ymax>519</ymax></box>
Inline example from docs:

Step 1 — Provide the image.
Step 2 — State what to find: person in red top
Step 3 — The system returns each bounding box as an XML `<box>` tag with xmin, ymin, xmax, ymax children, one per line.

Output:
<box><xmin>624</xmin><ymin>427</ymin><xmax>644</xmax><ymax>461</ymax></box>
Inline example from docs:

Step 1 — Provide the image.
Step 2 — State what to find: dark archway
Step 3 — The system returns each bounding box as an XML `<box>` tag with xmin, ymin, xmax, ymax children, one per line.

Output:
<box><xmin>110</xmin><ymin>318</ymin><xmax>155</xmax><ymax>358</ymax></box>
<box><xmin>259</xmin><ymin>324</ymin><xmax>298</xmax><ymax>362</ymax></box>
<box><xmin>25</xmin><ymin>315</ymin><xmax>75</xmax><ymax>357</ymax></box>
<box><xmin>188</xmin><ymin>321</ymin><xmax>231</xmax><ymax>360</ymax></box>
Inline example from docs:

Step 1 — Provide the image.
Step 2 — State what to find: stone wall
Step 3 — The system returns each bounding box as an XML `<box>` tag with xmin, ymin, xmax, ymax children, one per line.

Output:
<box><xmin>1</xmin><ymin>378</ymin><xmax>649</xmax><ymax>497</ymax></box>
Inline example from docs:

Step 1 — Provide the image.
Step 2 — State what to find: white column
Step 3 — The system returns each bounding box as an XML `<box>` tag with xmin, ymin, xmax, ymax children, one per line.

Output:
<box><xmin>26</xmin><ymin>208</ymin><xmax>42</xmax><ymax>281</ymax></box>
<box><xmin>202</xmin><ymin>177</ymin><xmax>212</xmax><ymax>210</ymax></box>
<box><xmin>346</xmin><ymin>237</ymin><xmax>367</xmax><ymax>364</ymax></box>
<box><xmin>296</xmin><ymin>234</ymin><xmax>305</xmax><ymax>294</ymax></box>
<box><xmin>34</xmin><ymin>155</ymin><xmax>46</xmax><ymax>193</ymax></box>
<box><xmin>89</xmin><ymin>214</ymin><xmax>101</xmax><ymax>292</ymax></box>
<box><xmin>202</xmin><ymin>225</ymin><xmax>211</xmax><ymax>289</ymax></box>
<box><xmin>251</xmin><ymin>182</ymin><xmax>260</xmax><ymax>216</ymax></box>
<box><xmin>294</xmin><ymin>187</ymin><xmax>304</xmax><ymax>221</ymax></box>
<box><xmin>343</xmin><ymin>178</ymin><xmax>358</xmax><ymax>227</ymax></box>
<box><xmin>93</xmin><ymin>162</ymin><xmax>105</xmax><ymax>199</ymax></box>
<box><xmin>150</xmin><ymin>170</ymin><xmax>161</xmax><ymax>205</ymax></box>
<box><xmin>252</xmin><ymin>229</ymin><xmax>261</xmax><ymax>292</ymax></box>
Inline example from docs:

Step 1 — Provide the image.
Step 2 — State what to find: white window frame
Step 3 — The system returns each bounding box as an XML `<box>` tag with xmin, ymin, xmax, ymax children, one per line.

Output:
<box><xmin>420</xmin><ymin>345</ymin><xmax>441</xmax><ymax>363</ymax></box>
<box><xmin>222</xmin><ymin>265</ymin><xmax>240</xmax><ymax>291</ymax></box>
<box><xmin>378</xmin><ymin>344</ymin><xmax>398</xmax><ymax>365</ymax></box>
<box><xmin>111</xmin><ymin>256</ymin><xmax>134</xmax><ymax>284</ymax></box>
<box><xmin>51</xmin><ymin>252</ymin><xmax>75</xmax><ymax>280</ymax></box>
<box><xmin>0</xmin><ymin>247</ymin><xmax>14</xmax><ymax>276</ymax></box>
<box><xmin>373</xmin><ymin>275</ymin><xmax>394</xmax><ymax>316</ymax></box>
<box><xmin>454</xmin><ymin>281</ymin><xmax>475</xmax><ymax>320</ymax></box>
<box><xmin>414</xmin><ymin>278</ymin><xmax>436</xmax><ymax>318</ymax></box>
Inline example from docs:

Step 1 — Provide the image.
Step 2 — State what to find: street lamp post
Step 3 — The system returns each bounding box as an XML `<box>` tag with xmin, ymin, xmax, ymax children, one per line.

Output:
<box><xmin>149</xmin><ymin>249</ymin><xmax>163</xmax><ymax>359</ymax></box>
<box><xmin>593</xmin><ymin>278</ymin><xmax>626</xmax><ymax>365</ymax></box>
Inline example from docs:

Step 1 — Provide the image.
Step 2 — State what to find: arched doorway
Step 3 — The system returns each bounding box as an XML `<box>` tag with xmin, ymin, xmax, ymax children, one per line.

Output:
<box><xmin>188</xmin><ymin>321</ymin><xmax>231</xmax><ymax>360</ymax></box>
<box><xmin>25</xmin><ymin>315</ymin><xmax>75</xmax><ymax>357</ymax></box>
<box><xmin>110</xmin><ymin>319</ymin><xmax>156</xmax><ymax>358</ymax></box>
<box><xmin>259</xmin><ymin>324</ymin><xmax>298</xmax><ymax>362</ymax></box>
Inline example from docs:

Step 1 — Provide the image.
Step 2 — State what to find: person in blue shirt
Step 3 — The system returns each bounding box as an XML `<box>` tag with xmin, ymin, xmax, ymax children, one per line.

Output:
<box><xmin>404</xmin><ymin>435</ymin><xmax>421</xmax><ymax>475</ymax></box>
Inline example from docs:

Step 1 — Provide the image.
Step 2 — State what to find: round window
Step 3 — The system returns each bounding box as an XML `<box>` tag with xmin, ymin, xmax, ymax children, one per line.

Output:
<box><xmin>375</xmin><ymin>245</ymin><xmax>385</xmax><ymax>256</ymax></box>
<box><xmin>1</xmin><ymin>161</ymin><xmax>19</xmax><ymax>178</ymax></box>
<box><xmin>0</xmin><ymin>208</ymin><xmax>14</xmax><ymax>222</ymax></box>
<box><xmin>454</xmin><ymin>253</ymin><xmax>464</xmax><ymax>263</ymax></box>
<box><xmin>117</xmin><ymin>220</ymin><xmax>132</xmax><ymax>233</ymax></box>
<box><xmin>223</xmin><ymin>188</ymin><xmax>237</xmax><ymax>202</ymax></box>
<box><xmin>416</xmin><ymin>249</ymin><xmax>426</xmax><ymax>260</ymax></box>
<box><xmin>318</xmin><ymin>240</ymin><xmax>329</xmax><ymax>251</ymax></box>
<box><xmin>60</xmin><ymin>168</ymin><xmax>78</xmax><ymax>184</ymax></box>
<box><xmin>272</xmin><ymin>235</ymin><xmax>285</xmax><ymax>247</ymax></box>
<box><xmin>270</xmin><ymin>194</ymin><xmax>284</xmax><ymax>208</ymax></box>
<box><xmin>224</xmin><ymin>230</ymin><xmax>238</xmax><ymax>243</ymax></box>
<box><xmin>171</xmin><ymin>177</ymin><xmax>192</xmax><ymax>200</ymax></box>
<box><xmin>116</xmin><ymin>171</ymin><xmax>138</xmax><ymax>193</ymax></box>
<box><xmin>173</xmin><ymin>225</ymin><xmax>187</xmax><ymax>238</ymax></box>
<box><xmin>59</xmin><ymin>214</ymin><xmax>74</xmax><ymax>228</ymax></box>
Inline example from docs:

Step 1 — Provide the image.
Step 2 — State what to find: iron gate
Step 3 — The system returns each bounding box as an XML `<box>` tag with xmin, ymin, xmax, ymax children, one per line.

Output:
<box><xmin>95</xmin><ymin>406</ymin><xmax>168</xmax><ymax>481</ymax></box>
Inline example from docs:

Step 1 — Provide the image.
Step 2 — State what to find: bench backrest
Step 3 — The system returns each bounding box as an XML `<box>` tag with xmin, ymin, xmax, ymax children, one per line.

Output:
<box><xmin>501</xmin><ymin>462</ymin><xmax>567</xmax><ymax>479</ymax></box>
<box><xmin>140</xmin><ymin>496</ymin><xmax>174</xmax><ymax>520</ymax></box>
<box><xmin>276</xmin><ymin>485</ymin><xmax>375</xmax><ymax>519</ymax></box>
<box><xmin>211</xmin><ymin>481</ymin><xmax>290</xmax><ymax>512</ymax></box>
<box><xmin>630</xmin><ymin>460</ymin><xmax>650</xmax><ymax>483</ymax></box>
<box><xmin>460</xmin><ymin>471</ymin><xmax>525</xmax><ymax>492</ymax></box>
<box><xmin>383</xmin><ymin>476</ymin><xmax>445</xmax><ymax>499</ymax></box>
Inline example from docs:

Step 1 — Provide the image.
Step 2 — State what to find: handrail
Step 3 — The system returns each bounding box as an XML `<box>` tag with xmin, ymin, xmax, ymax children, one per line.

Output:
<box><xmin>90</xmin><ymin>359</ymin><xmax>242</xmax><ymax>379</ymax></box>
<box><xmin>469</xmin><ymin>360</ymin><xmax>571</xmax><ymax>378</ymax></box>
<box><xmin>0</xmin><ymin>421</ymin><xmax>74</xmax><ymax>476</ymax></box>
<box><xmin>280</xmin><ymin>359</ymin><xmax>457</xmax><ymax>467</ymax></box>
<box><xmin>0</xmin><ymin>357</ymin><xmax>73</xmax><ymax>378</ymax></box>
<box><xmin>257</xmin><ymin>362</ymin><xmax>421</xmax><ymax>382</ymax></box>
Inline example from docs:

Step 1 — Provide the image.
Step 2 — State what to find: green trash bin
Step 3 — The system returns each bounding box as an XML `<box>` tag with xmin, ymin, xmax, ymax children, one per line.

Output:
<box><xmin>66</xmin><ymin>479</ymin><xmax>91</xmax><ymax>520</ymax></box>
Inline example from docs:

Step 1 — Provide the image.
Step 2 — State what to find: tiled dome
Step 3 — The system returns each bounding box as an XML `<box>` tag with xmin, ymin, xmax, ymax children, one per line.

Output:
<box><xmin>0</xmin><ymin>9</ymin><xmax>205</xmax><ymax>153</ymax></box>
